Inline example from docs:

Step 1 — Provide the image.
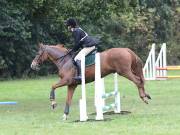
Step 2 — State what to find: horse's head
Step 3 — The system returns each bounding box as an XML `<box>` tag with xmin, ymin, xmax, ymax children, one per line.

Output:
<box><xmin>31</xmin><ymin>43</ymin><xmax>48</xmax><ymax>71</ymax></box>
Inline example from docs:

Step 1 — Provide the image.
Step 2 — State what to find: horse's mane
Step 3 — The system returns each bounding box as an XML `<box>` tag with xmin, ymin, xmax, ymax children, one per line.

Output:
<box><xmin>49</xmin><ymin>44</ymin><xmax>68</xmax><ymax>53</ymax></box>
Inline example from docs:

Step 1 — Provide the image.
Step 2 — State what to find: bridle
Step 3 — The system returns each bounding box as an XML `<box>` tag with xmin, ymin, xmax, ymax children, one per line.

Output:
<box><xmin>35</xmin><ymin>46</ymin><xmax>46</xmax><ymax>65</ymax></box>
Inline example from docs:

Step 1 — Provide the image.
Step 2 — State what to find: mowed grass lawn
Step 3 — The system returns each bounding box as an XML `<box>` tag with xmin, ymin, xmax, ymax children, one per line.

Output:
<box><xmin>0</xmin><ymin>73</ymin><xmax>180</xmax><ymax>135</ymax></box>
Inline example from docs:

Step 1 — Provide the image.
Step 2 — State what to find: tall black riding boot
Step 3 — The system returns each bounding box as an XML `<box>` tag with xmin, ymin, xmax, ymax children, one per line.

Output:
<box><xmin>73</xmin><ymin>60</ymin><xmax>82</xmax><ymax>81</ymax></box>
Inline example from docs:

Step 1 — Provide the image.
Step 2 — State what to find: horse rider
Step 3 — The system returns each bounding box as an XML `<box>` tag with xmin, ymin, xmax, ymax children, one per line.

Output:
<box><xmin>65</xmin><ymin>18</ymin><xmax>98</xmax><ymax>80</ymax></box>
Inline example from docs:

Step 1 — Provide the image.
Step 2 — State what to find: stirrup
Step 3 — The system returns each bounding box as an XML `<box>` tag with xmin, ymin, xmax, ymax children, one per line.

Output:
<box><xmin>73</xmin><ymin>76</ymin><xmax>82</xmax><ymax>81</ymax></box>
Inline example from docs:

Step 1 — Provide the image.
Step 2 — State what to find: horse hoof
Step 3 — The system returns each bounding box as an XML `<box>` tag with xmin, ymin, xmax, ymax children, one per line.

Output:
<box><xmin>51</xmin><ymin>104</ymin><xmax>57</xmax><ymax>109</ymax></box>
<box><xmin>143</xmin><ymin>97</ymin><xmax>149</xmax><ymax>104</ymax></box>
<box><xmin>146</xmin><ymin>94</ymin><xmax>151</xmax><ymax>99</ymax></box>
<box><xmin>51</xmin><ymin>101</ymin><xmax>57</xmax><ymax>109</ymax></box>
<box><xmin>62</xmin><ymin>114</ymin><xmax>67</xmax><ymax>121</ymax></box>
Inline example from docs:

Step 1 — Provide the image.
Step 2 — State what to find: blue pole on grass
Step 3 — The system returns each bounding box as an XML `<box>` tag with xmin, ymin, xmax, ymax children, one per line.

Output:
<box><xmin>0</xmin><ymin>101</ymin><xmax>17</xmax><ymax>105</ymax></box>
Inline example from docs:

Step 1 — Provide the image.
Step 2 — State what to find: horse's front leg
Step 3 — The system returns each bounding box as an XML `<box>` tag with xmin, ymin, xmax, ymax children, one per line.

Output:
<box><xmin>50</xmin><ymin>79</ymin><xmax>67</xmax><ymax>109</ymax></box>
<box><xmin>63</xmin><ymin>85</ymin><xmax>77</xmax><ymax>121</ymax></box>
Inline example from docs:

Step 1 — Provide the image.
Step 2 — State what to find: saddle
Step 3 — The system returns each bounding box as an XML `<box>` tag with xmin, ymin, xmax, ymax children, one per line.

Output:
<box><xmin>85</xmin><ymin>48</ymin><xmax>97</xmax><ymax>67</ymax></box>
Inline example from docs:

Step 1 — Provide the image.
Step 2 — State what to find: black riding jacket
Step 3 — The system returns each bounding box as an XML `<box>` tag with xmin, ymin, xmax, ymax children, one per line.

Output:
<box><xmin>72</xmin><ymin>27</ymin><xmax>97</xmax><ymax>52</ymax></box>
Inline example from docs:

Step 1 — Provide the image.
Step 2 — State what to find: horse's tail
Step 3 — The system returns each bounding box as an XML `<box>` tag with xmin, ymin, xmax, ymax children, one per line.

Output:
<box><xmin>127</xmin><ymin>49</ymin><xmax>145</xmax><ymax>85</ymax></box>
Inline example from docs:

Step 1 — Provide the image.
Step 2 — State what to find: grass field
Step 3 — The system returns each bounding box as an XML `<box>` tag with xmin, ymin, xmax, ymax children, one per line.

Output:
<box><xmin>0</xmin><ymin>74</ymin><xmax>180</xmax><ymax>135</ymax></box>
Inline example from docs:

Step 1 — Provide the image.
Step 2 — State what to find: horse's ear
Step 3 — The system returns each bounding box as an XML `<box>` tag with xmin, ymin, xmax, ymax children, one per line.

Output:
<box><xmin>38</xmin><ymin>43</ymin><xmax>44</xmax><ymax>48</ymax></box>
<box><xmin>57</xmin><ymin>44</ymin><xmax>64</xmax><ymax>48</ymax></box>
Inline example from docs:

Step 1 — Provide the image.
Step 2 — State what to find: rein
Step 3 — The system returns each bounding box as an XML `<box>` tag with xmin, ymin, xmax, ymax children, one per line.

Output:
<box><xmin>54</xmin><ymin>49</ymin><xmax>72</xmax><ymax>61</ymax></box>
<box><xmin>52</xmin><ymin>49</ymin><xmax>73</xmax><ymax>64</ymax></box>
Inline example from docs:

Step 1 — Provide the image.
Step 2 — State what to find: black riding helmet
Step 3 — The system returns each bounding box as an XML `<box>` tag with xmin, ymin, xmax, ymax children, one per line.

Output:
<box><xmin>65</xmin><ymin>18</ymin><xmax>77</xmax><ymax>28</ymax></box>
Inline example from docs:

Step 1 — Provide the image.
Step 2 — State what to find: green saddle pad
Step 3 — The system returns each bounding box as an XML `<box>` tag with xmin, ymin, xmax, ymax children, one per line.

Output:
<box><xmin>85</xmin><ymin>50</ymin><xmax>96</xmax><ymax>67</ymax></box>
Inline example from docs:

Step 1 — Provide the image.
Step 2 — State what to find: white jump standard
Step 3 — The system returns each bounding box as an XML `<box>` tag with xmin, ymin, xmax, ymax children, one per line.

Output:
<box><xmin>143</xmin><ymin>43</ymin><xmax>167</xmax><ymax>80</ymax></box>
<box><xmin>79</xmin><ymin>52</ymin><xmax>121</xmax><ymax>121</ymax></box>
<box><xmin>95</xmin><ymin>53</ymin><xmax>121</xmax><ymax>121</ymax></box>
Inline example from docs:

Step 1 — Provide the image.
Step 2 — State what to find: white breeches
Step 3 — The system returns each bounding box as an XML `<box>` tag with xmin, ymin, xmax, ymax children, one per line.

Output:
<box><xmin>74</xmin><ymin>46</ymin><xmax>96</xmax><ymax>61</ymax></box>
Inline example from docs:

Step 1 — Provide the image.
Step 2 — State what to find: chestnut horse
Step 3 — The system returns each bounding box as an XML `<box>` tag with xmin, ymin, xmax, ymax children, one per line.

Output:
<box><xmin>31</xmin><ymin>43</ymin><xmax>151</xmax><ymax>120</ymax></box>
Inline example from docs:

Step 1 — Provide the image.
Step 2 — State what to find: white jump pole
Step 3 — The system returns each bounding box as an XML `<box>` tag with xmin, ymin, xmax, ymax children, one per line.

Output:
<box><xmin>143</xmin><ymin>43</ymin><xmax>156</xmax><ymax>80</ymax></box>
<box><xmin>162</xmin><ymin>43</ymin><xmax>167</xmax><ymax>77</ymax></box>
<box><xmin>79</xmin><ymin>53</ymin><xmax>88</xmax><ymax>122</ymax></box>
<box><xmin>95</xmin><ymin>53</ymin><xmax>104</xmax><ymax>120</ymax></box>
<box><xmin>155</xmin><ymin>43</ymin><xmax>167</xmax><ymax>80</ymax></box>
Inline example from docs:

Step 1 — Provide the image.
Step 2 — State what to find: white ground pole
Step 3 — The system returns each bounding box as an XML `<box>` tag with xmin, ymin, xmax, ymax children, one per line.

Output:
<box><xmin>79</xmin><ymin>53</ymin><xmax>88</xmax><ymax>122</ymax></box>
<box><xmin>155</xmin><ymin>43</ymin><xmax>167</xmax><ymax>80</ymax></box>
<box><xmin>95</xmin><ymin>53</ymin><xmax>121</xmax><ymax>120</ymax></box>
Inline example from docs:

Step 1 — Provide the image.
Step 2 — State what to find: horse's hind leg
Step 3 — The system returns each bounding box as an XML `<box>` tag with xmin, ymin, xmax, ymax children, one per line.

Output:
<box><xmin>118</xmin><ymin>71</ymin><xmax>150</xmax><ymax>104</ymax></box>
<box><xmin>133</xmin><ymin>67</ymin><xmax>151</xmax><ymax>100</ymax></box>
